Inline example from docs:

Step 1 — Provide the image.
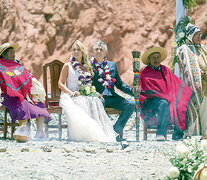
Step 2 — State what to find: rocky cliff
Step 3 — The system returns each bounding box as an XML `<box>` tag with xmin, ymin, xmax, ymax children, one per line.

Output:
<box><xmin>0</xmin><ymin>0</ymin><xmax>207</xmax><ymax>84</ymax></box>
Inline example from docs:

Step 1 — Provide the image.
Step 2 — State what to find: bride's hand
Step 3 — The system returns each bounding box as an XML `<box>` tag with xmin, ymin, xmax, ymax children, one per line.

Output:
<box><xmin>71</xmin><ymin>91</ymin><xmax>81</xmax><ymax>97</ymax></box>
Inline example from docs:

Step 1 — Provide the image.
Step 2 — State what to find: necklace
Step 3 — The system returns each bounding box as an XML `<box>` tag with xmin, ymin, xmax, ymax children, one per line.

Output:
<box><xmin>91</xmin><ymin>56</ymin><xmax>116</xmax><ymax>89</ymax></box>
<box><xmin>71</xmin><ymin>57</ymin><xmax>92</xmax><ymax>85</ymax></box>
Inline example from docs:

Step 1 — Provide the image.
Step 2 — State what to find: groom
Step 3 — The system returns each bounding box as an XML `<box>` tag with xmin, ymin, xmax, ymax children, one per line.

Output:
<box><xmin>91</xmin><ymin>40</ymin><xmax>135</xmax><ymax>141</ymax></box>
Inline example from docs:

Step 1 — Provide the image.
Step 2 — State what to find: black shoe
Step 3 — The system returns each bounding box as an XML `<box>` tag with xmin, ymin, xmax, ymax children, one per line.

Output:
<box><xmin>116</xmin><ymin>135</ymin><xmax>126</xmax><ymax>142</ymax></box>
<box><xmin>172</xmin><ymin>134</ymin><xmax>184</xmax><ymax>141</ymax></box>
<box><xmin>172</xmin><ymin>126</ymin><xmax>184</xmax><ymax>140</ymax></box>
<box><xmin>121</xmin><ymin>141</ymin><xmax>129</xmax><ymax>149</ymax></box>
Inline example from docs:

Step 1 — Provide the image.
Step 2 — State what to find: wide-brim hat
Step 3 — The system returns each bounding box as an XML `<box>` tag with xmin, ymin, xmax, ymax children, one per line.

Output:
<box><xmin>141</xmin><ymin>47</ymin><xmax>167</xmax><ymax>65</ymax></box>
<box><xmin>0</xmin><ymin>43</ymin><xmax>19</xmax><ymax>56</ymax></box>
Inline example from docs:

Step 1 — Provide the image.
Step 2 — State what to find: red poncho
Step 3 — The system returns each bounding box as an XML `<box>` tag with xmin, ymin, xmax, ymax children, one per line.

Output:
<box><xmin>140</xmin><ymin>65</ymin><xmax>192</xmax><ymax>130</ymax></box>
<box><xmin>0</xmin><ymin>58</ymin><xmax>33</xmax><ymax>102</ymax></box>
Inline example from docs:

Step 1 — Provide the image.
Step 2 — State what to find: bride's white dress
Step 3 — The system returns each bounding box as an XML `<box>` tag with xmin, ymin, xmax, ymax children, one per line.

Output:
<box><xmin>60</xmin><ymin>63</ymin><xmax>116</xmax><ymax>142</ymax></box>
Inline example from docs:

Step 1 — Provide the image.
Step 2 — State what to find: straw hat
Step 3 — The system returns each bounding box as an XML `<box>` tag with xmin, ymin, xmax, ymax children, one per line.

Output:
<box><xmin>0</xmin><ymin>43</ymin><xmax>19</xmax><ymax>56</ymax></box>
<box><xmin>141</xmin><ymin>47</ymin><xmax>167</xmax><ymax>65</ymax></box>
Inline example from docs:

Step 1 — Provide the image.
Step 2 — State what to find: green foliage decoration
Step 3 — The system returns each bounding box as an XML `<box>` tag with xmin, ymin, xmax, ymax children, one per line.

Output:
<box><xmin>183</xmin><ymin>0</ymin><xmax>205</xmax><ymax>14</ymax></box>
<box><xmin>172</xmin><ymin>16</ymin><xmax>192</xmax><ymax>65</ymax></box>
<box><xmin>171</xmin><ymin>0</ymin><xmax>205</xmax><ymax>66</ymax></box>
<box><xmin>164</xmin><ymin>138</ymin><xmax>207</xmax><ymax>180</ymax></box>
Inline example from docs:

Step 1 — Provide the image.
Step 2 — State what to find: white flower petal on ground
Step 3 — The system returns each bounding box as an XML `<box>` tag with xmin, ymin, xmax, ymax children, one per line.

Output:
<box><xmin>169</xmin><ymin>166</ymin><xmax>180</xmax><ymax>178</ymax></box>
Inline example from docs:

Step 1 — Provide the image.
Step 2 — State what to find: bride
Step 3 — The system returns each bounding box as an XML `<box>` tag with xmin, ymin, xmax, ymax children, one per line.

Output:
<box><xmin>58</xmin><ymin>40</ymin><xmax>116</xmax><ymax>142</ymax></box>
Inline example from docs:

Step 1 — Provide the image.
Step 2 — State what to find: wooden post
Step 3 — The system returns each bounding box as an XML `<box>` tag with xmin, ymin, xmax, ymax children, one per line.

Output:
<box><xmin>132</xmin><ymin>51</ymin><xmax>141</xmax><ymax>141</ymax></box>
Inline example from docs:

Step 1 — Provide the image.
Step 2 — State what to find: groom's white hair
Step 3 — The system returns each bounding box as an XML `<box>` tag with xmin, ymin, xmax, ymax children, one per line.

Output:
<box><xmin>93</xmin><ymin>40</ymin><xmax>108</xmax><ymax>53</ymax></box>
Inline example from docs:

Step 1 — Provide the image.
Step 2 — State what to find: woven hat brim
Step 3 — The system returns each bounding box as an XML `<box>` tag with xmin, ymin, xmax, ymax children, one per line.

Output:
<box><xmin>141</xmin><ymin>47</ymin><xmax>167</xmax><ymax>65</ymax></box>
<box><xmin>0</xmin><ymin>43</ymin><xmax>19</xmax><ymax>56</ymax></box>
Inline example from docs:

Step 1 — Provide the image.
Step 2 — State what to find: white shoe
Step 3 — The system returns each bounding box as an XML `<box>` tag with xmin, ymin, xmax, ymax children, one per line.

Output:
<box><xmin>156</xmin><ymin>135</ymin><xmax>166</xmax><ymax>141</ymax></box>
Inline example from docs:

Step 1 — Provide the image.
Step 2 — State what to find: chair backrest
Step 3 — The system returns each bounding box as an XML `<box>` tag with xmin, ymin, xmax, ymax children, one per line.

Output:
<box><xmin>43</xmin><ymin>60</ymin><xmax>64</xmax><ymax>107</ymax></box>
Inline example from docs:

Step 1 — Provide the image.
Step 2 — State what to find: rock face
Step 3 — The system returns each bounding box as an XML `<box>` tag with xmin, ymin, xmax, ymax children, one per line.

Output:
<box><xmin>0</xmin><ymin>0</ymin><xmax>207</xmax><ymax>84</ymax></box>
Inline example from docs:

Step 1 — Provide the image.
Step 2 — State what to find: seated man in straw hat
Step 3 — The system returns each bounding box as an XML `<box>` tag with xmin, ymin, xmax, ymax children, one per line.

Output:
<box><xmin>140</xmin><ymin>47</ymin><xmax>192</xmax><ymax>141</ymax></box>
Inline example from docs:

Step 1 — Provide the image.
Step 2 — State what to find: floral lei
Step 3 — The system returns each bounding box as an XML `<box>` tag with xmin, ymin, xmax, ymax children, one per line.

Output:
<box><xmin>70</xmin><ymin>57</ymin><xmax>92</xmax><ymax>86</ymax></box>
<box><xmin>91</xmin><ymin>56</ymin><xmax>116</xmax><ymax>89</ymax></box>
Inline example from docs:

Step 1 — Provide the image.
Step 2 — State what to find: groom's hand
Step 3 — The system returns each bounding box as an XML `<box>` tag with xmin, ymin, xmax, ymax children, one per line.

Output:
<box><xmin>133</xmin><ymin>86</ymin><xmax>140</xmax><ymax>95</ymax></box>
<box><xmin>97</xmin><ymin>92</ymin><xmax>104</xmax><ymax>100</ymax></box>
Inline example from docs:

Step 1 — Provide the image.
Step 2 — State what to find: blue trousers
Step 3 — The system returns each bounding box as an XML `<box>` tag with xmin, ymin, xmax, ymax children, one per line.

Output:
<box><xmin>143</xmin><ymin>98</ymin><xmax>185</xmax><ymax>139</ymax></box>
<box><xmin>101</xmin><ymin>94</ymin><xmax>136</xmax><ymax>134</ymax></box>
<box><xmin>143</xmin><ymin>98</ymin><xmax>171</xmax><ymax>137</ymax></box>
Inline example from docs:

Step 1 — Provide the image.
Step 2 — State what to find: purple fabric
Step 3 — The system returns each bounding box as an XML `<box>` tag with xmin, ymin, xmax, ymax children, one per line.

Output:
<box><xmin>2</xmin><ymin>94</ymin><xmax>51</xmax><ymax>123</ymax></box>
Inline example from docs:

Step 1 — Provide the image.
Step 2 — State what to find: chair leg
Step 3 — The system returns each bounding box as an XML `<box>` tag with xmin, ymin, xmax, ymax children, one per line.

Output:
<box><xmin>67</xmin><ymin>129</ymin><xmax>69</xmax><ymax>140</ymax></box>
<box><xmin>27</xmin><ymin>119</ymin><xmax>31</xmax><ymax>131</ymax></box>
<box><xmin>58</xmin><ymin>114</ymin><xmax>62</xmax><ymax>140</ymax></box>
<box><xmin>45</xmin><ymin>122</ymin><xmax>49</xmax><ymax>138</ymax></box>
<box><xmin>143</xmin><ymin>122</ymin><xmax>147</xmax><ymax>141</ymax></box>
<box><xmin>3</xmin><ymin>108</ymin><xmax>8</xmax><ymax>138</ymax></box>
<box><xmin>11</xmin><ymin>126</ymin><xmax>16</xmax><ymax>139</ymax></box>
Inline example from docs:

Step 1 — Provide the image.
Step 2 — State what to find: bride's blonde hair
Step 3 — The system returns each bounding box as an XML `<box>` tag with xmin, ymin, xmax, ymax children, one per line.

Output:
<box><xmin>72</xmin><ymin>40</ymin><xmax>94</xmax><ymax>76</ymax></box>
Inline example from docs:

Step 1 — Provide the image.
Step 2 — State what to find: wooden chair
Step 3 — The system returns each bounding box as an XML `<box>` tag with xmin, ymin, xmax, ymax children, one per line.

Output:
<box><xmin>43</xmin><ymin>59</ymin><xmax>67</xmax><ymax>139</ymax></box>
<box><xmin>143</xmin><ymin>117</ymin><xmax>172</xmax><ymax>140</ymax></box>
<box><xmin>143</xmin><ymin>122</ymin><xmax>157</xmax><ymax>140</ymax></box>
<box><xmin>105</xmin><ymin>108</ymin><xmax>122</xmax><ymax>116</ymax></box>
<box><xmin>0</xmin><ymin>105</ymin><xmax>19</xmax><ymax>138</ymax></box>
<box><xmin>0</xmin><ymin>105</ymin><xmax>30</xmax><ymax>139</ymax></box>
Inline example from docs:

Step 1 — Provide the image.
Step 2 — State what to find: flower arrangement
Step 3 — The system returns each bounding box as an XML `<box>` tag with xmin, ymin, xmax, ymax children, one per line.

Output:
<box><xmin>79</xmin><ymin>84</ymin><xmax>98</xmax><ymax>97</ymax></box>
<box><xmin>70</xmin><ymin>57</ymin><xmax>99</xmax><ymax>97</ymax></box>
<box><xmin>165</xmin><ymin>137</ymin><xmax>207</xmax><ymax>180</ymax></box>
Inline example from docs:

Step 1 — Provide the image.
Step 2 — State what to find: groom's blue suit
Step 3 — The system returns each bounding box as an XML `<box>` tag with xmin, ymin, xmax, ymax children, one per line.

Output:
<box><xmin>93</xmin><ymin>60</ymin><xmax>135</xmax><ymax>134</ymax></box>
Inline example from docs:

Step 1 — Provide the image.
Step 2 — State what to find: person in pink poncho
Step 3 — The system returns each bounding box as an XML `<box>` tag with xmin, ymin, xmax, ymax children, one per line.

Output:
<box><xmin>140</xmin><ymin>47</ymin><xmax>192</xmax><ymax>141</ymax></box>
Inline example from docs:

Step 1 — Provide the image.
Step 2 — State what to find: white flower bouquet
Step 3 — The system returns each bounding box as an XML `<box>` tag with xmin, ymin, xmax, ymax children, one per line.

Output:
<box><xmin>79</xmin><ymin>85</ymin><xmax>98</xmax><ymax>97</ymax></box>
<box><xmin>165</xmin><ymin>137</ymin><xmax>207</xmax><ymax>180</ymax></box>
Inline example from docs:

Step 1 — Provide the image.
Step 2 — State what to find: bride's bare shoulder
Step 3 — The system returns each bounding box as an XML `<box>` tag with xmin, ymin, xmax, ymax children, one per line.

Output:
<box><xmin>63</xmin><ymin>62</ymin><xmax>71</xmax><ymax>69</ymax></box>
